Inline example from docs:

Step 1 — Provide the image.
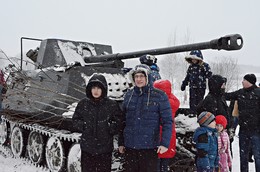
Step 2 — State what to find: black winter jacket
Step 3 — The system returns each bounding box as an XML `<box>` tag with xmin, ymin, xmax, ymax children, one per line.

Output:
<box><xmin>225</xmin><ymin>85</ymin><xmax>260</xmax><ymax>132</ymax></box>
<box><xmin>197</xmin><ymin>75</ymin><xmax>232</xmax><ymax>129</ymax></box>
<box><xmin>72</xmin><ymin>74</ymin><xmax>122</xmax><ymax>155</ymax></box>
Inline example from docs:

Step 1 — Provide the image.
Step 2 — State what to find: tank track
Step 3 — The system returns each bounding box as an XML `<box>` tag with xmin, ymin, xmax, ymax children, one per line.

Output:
<box><xmin>1</xmin><ymin>115</ymin><xmax>124</xmax><ymax>172</ymax></box>
<box><xmin>3</xmin><ymin>115</ymin><xmax>81</xmax><ymax>142</ymax></box>
<box><xmin>0</xmin><ymin>142</ymin><xmax>50</xmax><ymax>172</ymax></box>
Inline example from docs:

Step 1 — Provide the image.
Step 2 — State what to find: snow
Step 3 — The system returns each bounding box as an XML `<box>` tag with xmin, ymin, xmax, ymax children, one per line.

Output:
<box><xmin>0</xmin><ymin>125</ymin><xmax>256</xmax><ymax>172</ymax></box>
<box><xmin>0</xmin><ymin>47</ymin><xmax>258</xmax><ymax>172</ymax></box>
<box><xmin>0</xmin><ymin>146</ymin><xmax>49</xmax><ymax>172</ymax></box>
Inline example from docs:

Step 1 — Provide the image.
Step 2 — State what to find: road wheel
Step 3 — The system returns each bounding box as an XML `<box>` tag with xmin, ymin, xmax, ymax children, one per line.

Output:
<box><xmin>10</xmin><ymin>126</ymin><xmax>26</xmax><ymax>157</ymax></box>
<box><xmin>27</xmin><ymin>131</ymin><xmax>45</xmax><ymax>164</ymax></box>
<box><xmin>67</xmin><ymin>143</ymin><xmax>81</xmax><ymax>172</ymax></box>
<box><xmin>45</xmin><ymin>136</ymin><xmax>65</xmax><ymax>172</ymax></box>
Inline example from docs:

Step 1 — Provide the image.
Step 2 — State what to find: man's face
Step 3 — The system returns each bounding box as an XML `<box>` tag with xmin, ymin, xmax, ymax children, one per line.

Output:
<box><xmin>134</xmin><ymin>73</ymin><xmax>147</xmax><ymax>88</ymax></box>
<box><xmin>91</xmin><ymin>86</ymin><xmax>102</xmax><ymax>98</ymax></box>
<box><xmin>242</xmin><ymin>79</ymin><xmax>252</xmax><ymax>89</ymax></box>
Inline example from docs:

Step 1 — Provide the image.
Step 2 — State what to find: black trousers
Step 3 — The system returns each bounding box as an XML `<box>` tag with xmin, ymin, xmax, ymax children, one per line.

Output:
<box><xmin>81</xmin><ymin>151</ymin><xmax>112</xmax><ymax>172</ymax></box>
<box><xmin>125</xmin><ymin>148</ymin><xmax>158</xmax><ymax>172</ymax></box>
<box><xmin>189</xmin><ymin>88</ymin><xmax>205</xmax><ymax>114</ymax></box>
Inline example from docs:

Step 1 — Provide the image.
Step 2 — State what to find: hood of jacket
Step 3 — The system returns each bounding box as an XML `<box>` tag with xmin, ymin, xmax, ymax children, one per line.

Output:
<box><xmin>208</xmin><ymin>75</ymin><xmax>226</xmax><ymax>95</ymax></box>
<box><xmin>153</xmin><ymin>79</ymin><xmax>171</xmax><ymax>96</ymax></box>
<box><xmin>86</xmin><ymin>74</ymin><xmax>108</xmax><ymax>99</ymax></box>
<box><xmin>128</xmin><ymin>64</ymin><xmax>152</xmax><ymax>87</ymax></box>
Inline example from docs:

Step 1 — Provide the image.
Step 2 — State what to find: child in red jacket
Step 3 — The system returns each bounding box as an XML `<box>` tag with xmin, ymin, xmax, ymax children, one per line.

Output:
<box><xmin>154</xmin><ymin>79</ymin><xmax>180</xmax><ymax>172</ymax></box>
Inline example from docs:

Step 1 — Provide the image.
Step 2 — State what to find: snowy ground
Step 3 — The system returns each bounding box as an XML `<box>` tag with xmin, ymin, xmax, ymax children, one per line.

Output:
<box><xmin>0</xmin><ymin>133</ymin><xmax>256</xmax><ymax>172</ymax></box>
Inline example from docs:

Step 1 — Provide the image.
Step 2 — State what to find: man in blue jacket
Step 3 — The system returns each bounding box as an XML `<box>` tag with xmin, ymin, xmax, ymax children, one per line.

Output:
<box><xmin>119</xmin><ymin>64</ymin><xmax>172</xmax><ymax>172</ymax></box>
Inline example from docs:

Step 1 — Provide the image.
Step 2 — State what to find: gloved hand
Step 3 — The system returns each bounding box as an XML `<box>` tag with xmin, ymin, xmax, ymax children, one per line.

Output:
<box><xmin>181</xmin><ymin>84</ymin><xmax>186</xmax><ymax>91</ymax></box>
<box><xmin>228</xmin><ymin>128</ymin><xmax>235</xmax><ymax>143</ymax></box>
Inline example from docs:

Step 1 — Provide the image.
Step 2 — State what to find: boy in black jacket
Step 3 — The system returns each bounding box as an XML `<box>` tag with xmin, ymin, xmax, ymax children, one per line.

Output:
<box><xmin>72</xmin><ymin>74</ymin><xmax>122</xmax><ymax>172</ymax></box>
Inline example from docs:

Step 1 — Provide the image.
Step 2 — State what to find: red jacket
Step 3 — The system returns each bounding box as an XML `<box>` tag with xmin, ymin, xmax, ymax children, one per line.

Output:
<box><xmin>154</xmin><ymin>80</ymin><xmax>180</xmax><ymax>158</ymax></box>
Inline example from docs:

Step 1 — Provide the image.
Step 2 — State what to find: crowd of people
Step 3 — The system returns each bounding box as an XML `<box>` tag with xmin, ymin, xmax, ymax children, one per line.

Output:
<box><xmin>1</xmin><ymin>50</ymin><xmax>258</xmax><ymax>172</ymax></box>
<box><xmin>182</xmin><ymin>51</ymin><xmax>260</xmax><ymax>172</ymax></box>
<box><xmin>70</xmin><ymin>51</ymin><xmax>260</xmax><ymax>172</ymax></box>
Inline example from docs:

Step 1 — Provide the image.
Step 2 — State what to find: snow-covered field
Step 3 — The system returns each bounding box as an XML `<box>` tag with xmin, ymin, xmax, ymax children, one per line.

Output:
<box><xmin>0</xmin><ymin>127</ymin><xmax>256</xmax><ymax>172</ymax></box>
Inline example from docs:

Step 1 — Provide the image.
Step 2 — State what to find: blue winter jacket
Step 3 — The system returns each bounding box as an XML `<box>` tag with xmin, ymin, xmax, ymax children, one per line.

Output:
<box><xmin>150</xmin><ymin>64</ymin><xmax>161</xmax><ymax>82</ymax></box>
<box><xmin>182</xmin><ymin>62</ymin><xmax>212</xmax><ymax>89</ymax></box>
<box><xmin>193</xmin><ymin>126</ymin><xmax>219</xmax><ymax>169</ymax></box>
<box><xmin>121</xmin><ymin>79</ymin><xmax>172</xmax><ymax>149</ymax></box>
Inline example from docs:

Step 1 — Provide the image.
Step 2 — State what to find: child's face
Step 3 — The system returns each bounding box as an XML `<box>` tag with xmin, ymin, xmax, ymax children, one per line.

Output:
<box><xmin>192</xmin><ymin>59</ymin><xmax>199</xmax><ymax>64</ymax></box>
<box><xmin>216</xmin><ymin>124</ymin><xmax>224</xmax><ymax>132</ymax></box>
<box><xmin>91</xmin><ymin>86</ymin><xmax>102</xmax><ymax>98</ymax></box>
<box><xmin>208</xmin><ymin>120</ymin><xmax>216</xmax><ymax>129</ymax></box>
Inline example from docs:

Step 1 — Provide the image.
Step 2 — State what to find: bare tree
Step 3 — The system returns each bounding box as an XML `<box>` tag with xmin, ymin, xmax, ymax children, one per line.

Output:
<box><xmin>209</xmin><ymin>56</ymin><xmax>241</xmax><ymax>92</ymax></box>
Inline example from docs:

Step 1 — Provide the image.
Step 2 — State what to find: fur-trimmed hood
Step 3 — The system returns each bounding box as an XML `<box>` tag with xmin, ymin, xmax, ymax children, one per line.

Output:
<box><xmin>128</xmin><ymin>64</ymin><xmax>152</xmax><ymax>86</ymax></box>
<box><xmin>185</xmin><ymin>50</ymin><xmax>204</xmax><ymax>64</ymax></box>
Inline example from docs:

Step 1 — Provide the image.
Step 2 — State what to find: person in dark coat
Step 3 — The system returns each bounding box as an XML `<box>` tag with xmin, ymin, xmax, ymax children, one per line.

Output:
<box><xmin>225</xmin><ymin>73</ymin><xmax>260</xmax><ymax>172</ymax></box>
<box><xmin>118</xmin><ymin>64</ymin><xmax>172</xmax><ymax>172</ymax></box>
<box><xmin>196</xmin><ymin>75</ymin><xmax>233</xmax><ymax>135</ymax></box>
<box><xmin>181</xmin><ymin>50</ymin><xmax>212</xmax><ymax>115</ymax></box>
<box><xmin>139</xmin><ymin>54</ymin><xmax>161</xmax><ymax>82</ymax></box>
<box><xmin>72</xmin><ymin>74</ymin><xmax>122</xmax><ymax>172</ymax></box>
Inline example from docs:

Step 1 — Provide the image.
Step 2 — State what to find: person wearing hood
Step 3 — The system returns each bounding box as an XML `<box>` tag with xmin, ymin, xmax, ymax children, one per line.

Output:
<box><xmin>224</xmin><ymin>74</ymin><xmax>260</xmax><ymax>172</ymax></box>
<box><xmin>153</xmin><ymin>79</ymin><xmax>180</xmax><ymax>172</ymax></box>
<box><xmin>72</xmin><ymin>74</ymin><xmax>122</xmax><ymax>172</ymax></box>
<box><xmin>196</xmin><ymin>75</ymin><xmax>232</xmax><ymax>132</ymax></box>
<box><xmin>118</xmin><ymin>64</ymin><xmax>172</xmax><ymax>172</ymax></box>
<box><xmin>181</xmin><ymin>50</ymin><xmax>212</xmax><ymax>115</ymax></box>
<box><xmin>139</xmin><ymin>54</ymin><xmax>161</xmax><ymax>82</ymax></box>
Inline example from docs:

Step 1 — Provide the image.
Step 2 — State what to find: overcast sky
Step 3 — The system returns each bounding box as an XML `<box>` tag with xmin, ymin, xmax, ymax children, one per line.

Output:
<box><xmin>0</xmin><ymin>0</ymin><xmax>259</xmax><ymax>67</ymax></box>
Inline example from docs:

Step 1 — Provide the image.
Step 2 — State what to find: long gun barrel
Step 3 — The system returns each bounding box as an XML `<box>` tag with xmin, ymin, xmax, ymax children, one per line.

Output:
<box><xmin>84</xmin><ymin>34</ymin><xmax>243</xmax><ymax>63</ymax></box>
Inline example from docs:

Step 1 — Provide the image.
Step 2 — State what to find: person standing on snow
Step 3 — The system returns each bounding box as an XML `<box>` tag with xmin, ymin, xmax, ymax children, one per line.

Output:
<box><xmin>139</xmin><ymin>54</ymin><xmax>161</xmax><ymax>82</ymax></box>
<box><xmin>224</xmin><ymin>73</ymin><xmax>260</xmax><ymax>172</ymax></box>
<box><xmin>72</xmin><ymin>74</ymin><xmax>122</xmax><ymax>172</ymax></box>
<box><xmin>215</xmin><ymin>115</ymin><xmax>232</xmax><ymax>172</ymax></box>
<box><xmin>153</xmin><ymin>79</ymin><xmax>180</xmax><ymax>172</ymax></box>
<box><xmin>193</xmin><ymin>111</ymin><xmax>219</xmax><ymax>172</ymax></box>
<box><xmin>196</xmin><ymin>75</ymin><xmax>235</xmax><ymax>142</ymax></box>
<box><xmin>118</xmin><ymin>64</ymin><xmax>172</xmax><ymax>172</ymax></box>
<box><xmin>181</xmin><ymin>50</ymin><xmax>212</xmax><ymax>115</ymax></box>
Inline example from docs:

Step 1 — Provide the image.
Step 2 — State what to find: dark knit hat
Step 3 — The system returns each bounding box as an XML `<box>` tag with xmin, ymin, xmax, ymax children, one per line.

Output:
<box><xmin>197</xmin><ymin>111</ymin><xmax>215</xmax><ymax>126</ymax></box>
<box><xmin>215</xmin><ymin>115</ymin><xmax>227</xmax><ymax>129</ymax></box>
<box><xmin>244</xmin><ymin>74</ymin><xmax>256</xmax><ymax>85</ymax></box>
